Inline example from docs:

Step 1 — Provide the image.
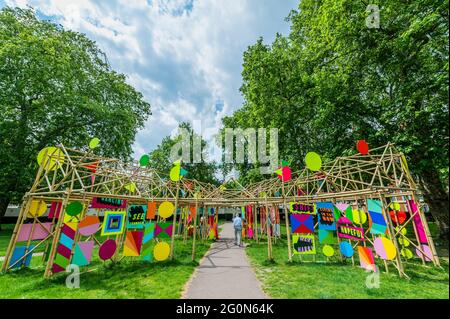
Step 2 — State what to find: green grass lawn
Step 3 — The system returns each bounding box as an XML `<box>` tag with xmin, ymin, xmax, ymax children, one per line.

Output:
<box><xmin>245</xmin><ymin>235</ymin><xmax>449</xmax><ymax>299</ymax></box>
<box><xmin>0</xmin><ymin>232</ymin><xmax>211</xmax><ymax>298</ymax></box>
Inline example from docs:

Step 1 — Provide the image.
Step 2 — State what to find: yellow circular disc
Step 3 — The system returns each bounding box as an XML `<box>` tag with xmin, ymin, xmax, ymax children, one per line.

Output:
<box><xmin>322</xmin><ymin>245</ymin><xmax>335</xmax><ymax>257</ymax></box>
<box><xmin>374</xmin><ymin>237</ymin><xmax>397</xmax><ymax>260</ymax></box>
<box><xmin>158</xmin><ymin>201</ymin><xmax>175</xmax><ymax>219</ymax></box>
<box><xmin>401</xmin><ymin>248</ymin><xmax>413</xmax><ymax>259</ymax></box>
<box><xmin>153</xmin><ymin>242</ymin><xmax>170</xmax><ymax>261</ymax></box>
<box><xmin>169</xmin><ymin>165</ymin><xmax>182</xmax><ymax>181</ymax></box>
<box><xmin>37</xmin><ymin>147</ymin><xmax>65</xmax><ymax>171</ymax></box>
<box><xmin>352</xmin><ymin>209</ymin><xmax>367</xmax><ymax>224</ymax></box>
<box><xmin>28</xmin><ymin>200</ymin><xmax>47</xmax><ymax>217</ymax></box>
<box><xmin>390</xmin><ymin>202</ymin><xmax>401</xmax><ymax>211</ymax></box>
<box><xmin>305</xmin><ymin>152</ymin><xmax>322</xmax><ymax>171</ymax></box>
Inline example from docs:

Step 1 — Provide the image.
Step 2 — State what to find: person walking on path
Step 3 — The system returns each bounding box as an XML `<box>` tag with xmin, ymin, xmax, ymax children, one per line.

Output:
<box><xmin>233</xmin><ymin>212</ymin><xmax>243</xmax><ymax>247</ymax></box>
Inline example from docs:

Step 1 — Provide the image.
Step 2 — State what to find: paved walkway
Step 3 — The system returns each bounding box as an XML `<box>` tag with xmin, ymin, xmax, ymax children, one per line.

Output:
<box><xmin>183</xmin><ymin>222</ymin><xmax>268</xmax><ymax>299</ymax></box>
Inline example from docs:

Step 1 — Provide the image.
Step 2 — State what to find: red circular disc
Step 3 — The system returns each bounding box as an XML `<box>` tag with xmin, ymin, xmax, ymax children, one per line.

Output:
<box><xmin>99</xmin><ymin>239</ymin><xmax>117</xmax><ymax>261</ymax></box>
<box><xmin>356</xmin><ymin>140</ymin><xmax>369</xmax><ymax>155</ymax></box>
<box><xmin>390</xmin><ymin>210</ymin><xmax>407</xmax><ymax>224</ymax></box>
<box><xmin>277</xmin><ymin>166</ymin><xmax>292</xmax><ymax>182</ymax></box>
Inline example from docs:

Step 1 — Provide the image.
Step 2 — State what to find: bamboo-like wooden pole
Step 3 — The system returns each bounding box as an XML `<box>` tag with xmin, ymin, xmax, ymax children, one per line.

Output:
<box><xmin>1</xmin><ymin>197</ymin><xmax>33</xmax><ymax>272</ymax></box>
<box><xmin>191</xmin><ymin>199</ymin><xmax>199</xmax><ymax>261</ymax></box>
<box><xmin>44</xmin><ymin>192</ymin><xmax>70</xmax><ymax>278</ymax></box>
<box><xmin>169</xmin><ymin>183</ymin><xmax>180</xmax><ymax>260</ymax></box>
<box><xmin>264</xmin><ymin>198</ymin><xmax>273</xmax><ymax>260</ymax></box>
<box><xmin>282</xmin><ymin>179</ymin><xmax>292</xmax><ymax>262</ymax></box>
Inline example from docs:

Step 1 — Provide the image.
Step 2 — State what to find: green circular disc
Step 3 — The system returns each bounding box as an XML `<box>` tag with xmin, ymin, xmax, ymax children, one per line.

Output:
<box><xmin>401</xmin><ymin>248</ymin><xmax>413</xmax><ymax>259</ymax></box>
<box><xmin>89</xmin><ymin>138</ymin><xmax>100</xmax><ymax>149</ymax></box>
<box><xmin>66</xmin><ymin>201</ymin><xmax>83</xmax><ymax>216</ymax></box>
<box><xmin>139</xmin><ymin>154</ymin><xmax>150</xmax><ymax>167</ymax></box>
<box><xmin>305</xmin><ymin>152</ymin><xmax>322</xmax><ymax>171</ymax></box>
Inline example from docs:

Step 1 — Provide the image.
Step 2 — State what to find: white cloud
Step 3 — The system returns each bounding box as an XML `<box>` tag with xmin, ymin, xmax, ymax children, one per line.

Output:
<box><xmin>3</xmin><ymin>0</ymin><xmax>298</xmax><ymax>161</ymax></box>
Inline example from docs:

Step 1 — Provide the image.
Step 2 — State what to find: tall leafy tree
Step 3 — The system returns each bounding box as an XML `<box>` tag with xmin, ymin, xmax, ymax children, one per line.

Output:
<box><xmin>147</xmin><ymin>122</ymin><xmax>219</xmax><ymax>185</ymax></box>
<box><xmin>222</xmin><ymin>0</ymin><xmax>449</xmax><ymax>236</ymax></box>
<box><xmin>0</xmin><ymin>7</ymin><xmax>151</xmax><ymax>226</ymax></box>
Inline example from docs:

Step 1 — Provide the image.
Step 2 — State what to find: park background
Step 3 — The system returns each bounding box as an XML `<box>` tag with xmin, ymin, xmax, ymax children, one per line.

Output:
<box><xmin>0</xmin><ymin>0</ymin><xmax>448</xmax><ymax>298</ymax></box>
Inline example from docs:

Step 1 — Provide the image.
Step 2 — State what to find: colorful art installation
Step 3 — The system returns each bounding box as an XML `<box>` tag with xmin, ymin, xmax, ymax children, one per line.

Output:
<box><xmin>52</xmin><ymin>223</ymin><xmax>77</xmax><ymax>273</ymax></box>
<box><xmin>72</xmin><ymin>241</ymin><xmax>94</xmax><ymax>266</ymax></box>
<box><xmin>146</xmin><ymin>202</ymin><xmax>157</xmax><ymax>220</ymax></box>
<box><xmin>389</xmin><ymin>210</ymin><xmax>407</xmax><ymax>225</ymax></box>
<box><xmin>78</xmin><ymin>216</ymin><xmax>100</xmax><ymax>236</ymax></box>
<box><xmin>48</xmin><ymin>201</ymin><xmax>62</xmax><ymax>219</ymax></box>
<box><xmin>153</xmin><ymin>242</ymin><xmax>170</xmax><ymax>261</ymax></box>
<box><xmin>290</xmin><ymin>214</ymin><xmax>314</xmax><ymax>234</ymax></box>
<box><xmin>337</xmin><ymin>217</ymin><xmax>365</xmax><ymax>241</ymax></box>
<box><xmin>358</xmin><ymin>246</ymin><xmax>376</xmax><ymax>271</ymax></box>
<box><xmin>141</xmin><ymin>222</ymin><xmax>155</xmax><ymax>261</ymax></box>
<box><xmin>89</xmin><ymin>137</ymin><xmax>100</xmax><ymax>149</ymax></box>
<box><xmin>17</xmin><ymin>222</ymin><xmax>52</xmax><ymax>242</ymax></box>
<box><xmin>158</xmin><ymin>201</ymin><xmax>175</xmax><ymax>219</ymax></box>
<box><xmin>9</xmin><ymin>245</ymin><xmax>35</xmax><ymax>269</ymax></box>
<box><xmin>289</xmin><ymin>202</ymin><xmax>315</xmax><ymax>214</ymax></box>
<box><xmin>322</xmin><ymin>245</ymin><xmax>335</xmax><ymax>257</ymax></box>
<box><xmin>347</xmin><ymin>209</ymin><xmax>367</xmax><ymax>225</ymax></box>
<box><xmin>170</xmin><ymin>159</ymin><xmax>188</xmax><ymax>182</ymax></box>
<box><xmin>318</xmin><ymin>229</ymin><xmax>335</xmax><ymax>244</ymax></box>
<box><xmin>139</xmin><ymin>154</ymin><xmax>150</xmax><ymax>167</ymax></box>
<box><xmin>155</xmin><ymin>222</ymin><xmax>173</xmax><ymax>239</ymax></box>
<box><xmin>416</xmin><ymin>245</ymin><xmax>433</xmax><ymax>262</ymax></box>
<box><xmin>99</xmin><ymin>239</ymin><xmax>117</xmax><ymax>261</ymax></box>
<box><xmin>127</xmin><ymin>205</ymin><xmax>147</xmax><ymax>229</ymax></box>
<box><xmin>37</xmin><ymin>146</ymin><xmax>65</xmax><ymax>171</ymax></box>
<box><xmin>408</xmin><ymin>200</ymin><xmax>428</xmax><ymax>244</ymax></box>
<box><xmin>339</xmin><ymin>241</ymin><xmax>354</xmax><ymax>258</ymax></box>
<box><xmin>92</xmin><ymin>197</ymin><xmax>127</xmax><ymax>209</ymax></box>
<box><xmin>27</xmin><ymin>200</ymin><xmax>47</xmax><ymax>218</ymax></box>
<box><xmin>66</xmin><ymin>201</ymin><xmax>84</xmax><ymax>217</ymax></box>
<box><xmin>123</xmin><ymin>231</ymin><xmax>143</xmax><ymax>256</ymax></box>
<box><xmin>293</xmin><ymin>234</ymin><xmax>316</xmax><ymax>255</ymax></box>
<box><xmin>305</xmin><ymin>152</ymin><xmax>322</xmax><ymax>171</ymax></box>
<box><xmin>100</xmin><ymin>211</ymin><xmax>126</xmax><ymax>236</ymax></box>
<box><xmin>401</xmin><ymin>248</ymin><xmax>413</xmax><ymax>259</ymax></box>
<box><xmin>334</xmin><ymin>203</ymin><xmax>352</xmax><ymax>217</ymax></box>
<box><xmin>356</xmin><ymin>140</ymin><xmax>369</xmax><ymax>155</ymax></box>
<box><xmin>317</xmin><ymin>202</ymin><xmax>336</xmax><ymax>230</ymax></box>
<box><xmin>124</xmin><ymin>182</ymin><xmax>137</xmax><ymax>193</ymax></box>
<box><xmin>373</xmin><ymin>237</ymin><xmax>397</xmax><ymax>260</ymax></box>
<box><xmin>275</xmin><ymin>163</ymin><xmax>292</xmax><ymax>182</ymax></box>
<box><xmin>367</xmin><ymin>199</ymin><xmax>387</xmax><ymax>235</ymax></box>
<box><xmin>3</xmin><ymin>142</ymin><xmax>439</xmax><ymax>279</ymax></box>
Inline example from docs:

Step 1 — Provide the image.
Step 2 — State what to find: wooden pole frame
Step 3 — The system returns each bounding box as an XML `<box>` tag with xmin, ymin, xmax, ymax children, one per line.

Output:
<box><xmin>1</xmin><ymin>142</ymin><xmax>439</xmax><ymax>278</ymax></box>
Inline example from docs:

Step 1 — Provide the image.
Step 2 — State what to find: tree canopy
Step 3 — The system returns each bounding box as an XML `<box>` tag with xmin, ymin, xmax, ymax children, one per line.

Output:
<box><xmin>221</xmin><ymin>0</ymin><xmax>449</xmax><ymax>235</ymax></box>
<box><xmin>0</xmin><ymin>7</ymin><xmax>151</xmax><ymax>223</ymax></box>
<box><xmin>147</xmin><ymin>122</ymin><xmax>219</xmax><ymax>186</ymax></box>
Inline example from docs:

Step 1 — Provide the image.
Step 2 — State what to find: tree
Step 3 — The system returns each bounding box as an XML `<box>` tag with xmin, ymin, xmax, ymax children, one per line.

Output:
<box><xmin>222</xmin><ymin>0</ymin><xmax>449</xmax><ymax>237</ymax></box>
<box><xmin>147</xmin><ymin>122</ymin><xmax>219</xmax><ymax>185</ymax></box>
<box><xmin>0</xmin><ymin>7</ymin><xmax>151</xmax><ymax>227</ymax></box>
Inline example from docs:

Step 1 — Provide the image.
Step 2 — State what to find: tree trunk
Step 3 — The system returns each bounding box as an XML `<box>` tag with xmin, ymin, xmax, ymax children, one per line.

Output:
<box><xmin>420</xmin><ymin>170</ymin><xmax>449</xmax><ymax>240</ymax></box>
<box><xmin>0</xmin><ymin>196</ymin><xmax>11</xmax><ymax>231</ymax></box>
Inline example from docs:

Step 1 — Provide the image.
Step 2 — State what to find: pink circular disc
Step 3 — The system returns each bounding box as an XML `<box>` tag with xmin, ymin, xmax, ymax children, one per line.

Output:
<box><xmin>99</xmin><ymin>239</ymin><xmax>117</xmax><ymax>260</ymax></box>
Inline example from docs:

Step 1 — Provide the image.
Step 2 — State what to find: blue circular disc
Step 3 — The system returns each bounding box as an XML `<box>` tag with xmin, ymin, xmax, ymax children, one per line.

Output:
<box><xmin>339</xmin><ymin>241</ymin><xmax>354</xmax><ymax>258</ymax></box>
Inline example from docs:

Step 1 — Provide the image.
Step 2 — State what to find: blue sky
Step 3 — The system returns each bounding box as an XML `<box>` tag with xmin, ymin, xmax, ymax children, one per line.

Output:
<box><xmin>1</xmin><ymin>0</ymin><xmax>298</xmax><ymax>160</ymax></box>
